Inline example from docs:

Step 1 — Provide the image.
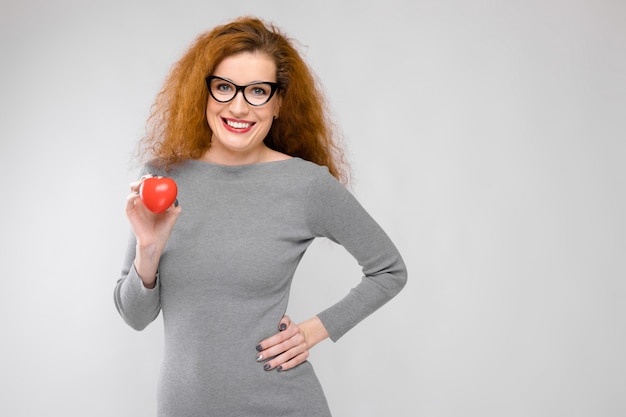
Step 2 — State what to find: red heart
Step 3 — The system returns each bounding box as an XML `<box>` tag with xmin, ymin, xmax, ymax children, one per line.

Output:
<box><xmin>139</xmin><ymin>177</ymin><xmax>178</xmax><ymax>213</ymax></box>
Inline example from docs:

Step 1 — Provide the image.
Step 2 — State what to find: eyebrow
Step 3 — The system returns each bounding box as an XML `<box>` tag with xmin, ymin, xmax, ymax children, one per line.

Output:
<box><xmin>212</xmin><ymin>75</ymin><xmax>277</xmax><ymax>85</ymax></box>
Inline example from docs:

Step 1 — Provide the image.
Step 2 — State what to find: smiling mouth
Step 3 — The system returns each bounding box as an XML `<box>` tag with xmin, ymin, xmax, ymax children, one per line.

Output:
<box><xmin>223</xmin><ymin>118</ymin><xmax>254</xmax><ymax>130</ymax></box>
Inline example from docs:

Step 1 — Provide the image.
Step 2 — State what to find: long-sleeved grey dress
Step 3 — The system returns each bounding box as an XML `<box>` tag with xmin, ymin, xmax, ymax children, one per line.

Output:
<box><xmin>114</xmin><ymin>157</ymin><xmax>407</xmax><ymax>417</ymax></box>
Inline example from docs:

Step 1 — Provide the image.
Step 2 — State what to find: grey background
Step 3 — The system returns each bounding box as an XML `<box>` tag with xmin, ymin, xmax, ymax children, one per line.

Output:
<box><xmin>1</xmin><ymin>0</ymin><xmax>624</xmax><ymax>416</ymax></box>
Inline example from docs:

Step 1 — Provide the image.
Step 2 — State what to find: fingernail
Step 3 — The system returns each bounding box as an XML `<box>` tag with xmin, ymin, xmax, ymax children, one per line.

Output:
<box><xmin>277</xmin><ymin>366</ymin><xmax>283</xmax><ymax>372</ymax></box>
<box><xmin>264</xmin><ymin>363</ymin><xmax>272</xmax><ymax>371</ymax></box>
<box><xmin>256</xmin><ymin>354</ymin><xmax>263</xmax><ymax>362</ymax></box>
<box><xmin>174</xmin><ymin>199</ymin><xmax>179</xmax><ymax>207</ymax></box>
<box><xmin>279</xmin><ymin>323</ymin><xmax>287</xmax><ymax>331</ymax></box>
<box><xmin>256</xmin><ymin>344</ymin><xmax>263</xmax><ymax>352</ymax></box>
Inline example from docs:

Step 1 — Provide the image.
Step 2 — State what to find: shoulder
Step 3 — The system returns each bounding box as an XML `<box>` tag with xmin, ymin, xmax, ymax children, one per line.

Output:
<box><xmin>296</xmin><ymin>159</ymin><xmax>352</xmax><ymax>205</ymax></box>
<box><xmin>283</xmin><ymin>157</ymin><xmax>332</xmax><ymax>178</ymax></box>
<box><xmin>282</xmin><ymin>158</ymin><xmax>342</xmax><ymax>190</ymax></box>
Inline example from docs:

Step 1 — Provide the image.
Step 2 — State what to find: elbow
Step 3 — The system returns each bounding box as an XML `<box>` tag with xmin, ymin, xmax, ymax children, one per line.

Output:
<box><xmin>383</xmin><ymin>249</ymin><xmax>408</xmax><ymax>296</ymax></box>
<box><xmin>398</xmin><ymin>266</ymin><xmax>408</xmax><ymax>291</ymax></box>
<box><xmin>387</xmin><ymin>255</ymin><xmax>408</xmax><ymax>296</ymax></box>
<box><xmin>113</xmin><ymin>278</ymin><xmax>160</xmax><ymax>332</ymax></box>
<box><xmin>117</xmin><ymin>309</ymin><xmax>158</xmax><ymax>332</ymax></box>
<box><xmin>125</xmin><ymin>318</ymin><xmax>151</xmax><ymax>332</ymax></box>
<box><xmin>373</xmin><ymin>263</ymin><xmax>407</xmax><ymax>299</ymax></box>
<box><xmin>381</xmin><ymin>239</ymin><xmax>408</xmax><ymax>295</ymax></box>
<box><xmin>392</xmin><ymin>264</ymin><xmax>408</xmax><ymax>296</ymax></box>
<box><xmin>113</xmin><ymin>294</ymin><xmax>158</xmax><ymax>332</ymax></box>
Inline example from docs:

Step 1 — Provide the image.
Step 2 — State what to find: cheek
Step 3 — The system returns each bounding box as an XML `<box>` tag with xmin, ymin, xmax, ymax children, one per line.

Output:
<box><xmin>206</xmin><ymin>101</ymin><xmax>217</xmax><ymax>117</ymax></box>
<box><xmin>261</xmin><ymin>104</ymin><xmax>279</xmax><ymax>121</ymax></box>
<box><xmin>206</xmin><ymin>103</ymin><xmax>221</xmax><ymax>126</ymax></box>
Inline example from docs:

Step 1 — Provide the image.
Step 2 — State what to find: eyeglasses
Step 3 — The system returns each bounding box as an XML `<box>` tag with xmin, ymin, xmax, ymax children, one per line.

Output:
<box><xmin>205</xmin><ymin>75</ymin><xmax>279</xmax><ymax>107</ymax></box>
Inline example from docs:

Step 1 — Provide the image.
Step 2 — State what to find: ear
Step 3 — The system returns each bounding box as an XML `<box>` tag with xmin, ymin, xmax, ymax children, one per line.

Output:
<box><xmin>273</xmin><ymin>95</ymin><xmax>282</xmax><ymax>119</ymax></box>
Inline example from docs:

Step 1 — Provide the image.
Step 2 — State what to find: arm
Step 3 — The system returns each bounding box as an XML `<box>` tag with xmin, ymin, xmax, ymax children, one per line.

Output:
<box><xmin>113</xmin><ymin>174</ymin><xmax>182</xmax><ymax>330</ymax></box>
<box><xmin>306</xmin><ymin>169</ymin><xmax>408</xmax><ymax>341</ymax></box>
<box><xmin>257</xmin><ymin>168</ymin><xmax>407</xmax><ymax>370</ymax></box>
<box><xmin>113</xmin><ymin>240</ymin><xmax>162</xmax><ymax>331</ymax></box>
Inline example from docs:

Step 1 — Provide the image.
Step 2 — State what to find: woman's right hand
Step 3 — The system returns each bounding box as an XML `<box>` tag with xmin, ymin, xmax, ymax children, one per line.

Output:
<box><xmin>125</xmin><ymin>175</ymin><xmax>182</xmax><ymax>288</ymax></box>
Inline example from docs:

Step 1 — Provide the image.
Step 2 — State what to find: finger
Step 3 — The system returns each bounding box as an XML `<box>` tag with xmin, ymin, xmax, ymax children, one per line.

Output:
<box><xmin>165</xmin><ymin>199</ymin><xmax>182</xmax><ymax>218</ymax></box>
<box><xmin>130</xmin><ymin>180</ymin><xmax>142</xmax><ymax>194</ymax></box>
<box><xmin>256</xmin><ymin>331</ymin><xmax>305</xmax><ymax>364</ymax></box>
<box><xmin>266</xmin><ymin>350</ymin><xmax>310</xmax><ymax>372</ymax></box>
<box><xmin>130</xmin><ymin>174</ymin><xmax>157</xmax><ymax>193</ymax></box>
<box><xmin>277</xmin><ymin>351</ymin><xmax>310</xmax><ymax>372</ymax></box>
<box><xmin>278</xmin><ymin>315</ymin><xmax>291</xmax><ymax>332</ymax></box>
<box><xmin>161</xmin><ymin>198</ymin><xmax>181</xmax><ymax>213</ymax></box>
<box><xmin>125</xmin><ymin>192</ymin><xmax>142</xmax><ymax>213</ymax></box>
<box><xmin>256</xmin><ymin>323</ymin><xmax>298</xmax><ymax>353</ymax></box>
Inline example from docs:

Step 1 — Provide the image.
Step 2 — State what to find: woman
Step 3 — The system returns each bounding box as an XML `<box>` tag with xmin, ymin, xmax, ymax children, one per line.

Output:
<box><xmin>114</xmin><ymin>16</ymin><xmax>407</xmax><ymax>417</ymax></box>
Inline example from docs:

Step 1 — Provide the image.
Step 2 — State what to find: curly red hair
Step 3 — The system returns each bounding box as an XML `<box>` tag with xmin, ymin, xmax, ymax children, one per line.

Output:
<box><xmin>139</xmin><ymin>16</ymin><xmax>349</xmax><ymax>183</ymax></box>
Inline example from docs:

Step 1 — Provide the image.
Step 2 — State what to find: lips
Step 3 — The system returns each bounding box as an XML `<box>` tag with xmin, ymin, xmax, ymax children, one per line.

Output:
<box><xmin>223</xmin><ymin>117</ymin><xmax>255</xmax><ymax>132</ymax></box>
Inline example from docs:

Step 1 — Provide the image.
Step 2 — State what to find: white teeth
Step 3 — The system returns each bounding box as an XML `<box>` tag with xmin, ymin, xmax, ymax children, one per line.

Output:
<box><xmin>226</xmin><ymin>120</ymin><xmax>251</xmax><ymax>129</ymax></box>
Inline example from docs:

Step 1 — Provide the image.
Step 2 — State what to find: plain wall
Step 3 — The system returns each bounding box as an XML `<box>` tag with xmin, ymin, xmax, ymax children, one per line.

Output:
<box><xmin>1</xmin><ymin>0</ymin><xmax>624</xmax><ymax>416</ymax></box>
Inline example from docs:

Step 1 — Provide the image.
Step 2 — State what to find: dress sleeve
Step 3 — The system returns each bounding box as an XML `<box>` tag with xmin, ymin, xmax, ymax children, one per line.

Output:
<box><xmin>113</xmin><ymin>233</ymin><xmax>162</xmax><ymax>331</ymax></box>
<box><xmin>305</xmin><ymin>169</ymin><xmax>408</xmax><ymax>342</ymax></box>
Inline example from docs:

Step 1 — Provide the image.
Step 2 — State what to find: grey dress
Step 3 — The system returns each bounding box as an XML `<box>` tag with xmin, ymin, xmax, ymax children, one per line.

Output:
<box><xmin>114</xmin><ymin>157</ymin><xmax>407</xmax><ymax>417</ymax></box>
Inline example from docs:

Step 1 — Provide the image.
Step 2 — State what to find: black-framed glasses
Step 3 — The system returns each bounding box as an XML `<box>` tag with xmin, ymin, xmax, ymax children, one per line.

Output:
<box><xmin>205</xmin><ymin>75</ymin><xmax>279</xmax><ymax>107</ymax></box>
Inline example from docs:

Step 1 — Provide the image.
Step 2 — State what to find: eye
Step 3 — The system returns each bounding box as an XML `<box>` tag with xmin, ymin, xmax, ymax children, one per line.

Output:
<box><xmin>215</xmin><ymin>82</ymin><xmax>233</xmax><ymax>93</ymax></box>
<box><xmin>249</xmin><ymin>84</ymin><xmax>270</xmax><ymax>97</ymax></box>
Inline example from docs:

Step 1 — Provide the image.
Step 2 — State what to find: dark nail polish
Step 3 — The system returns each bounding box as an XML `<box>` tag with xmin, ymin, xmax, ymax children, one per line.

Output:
<box><xmin>279</xmin><ymin>323</ymin><xmax>287</xmax><ymax>331</ymax></box>
<box><xmin>264</xmin><ymin>363</ymin><xmax>271</xmax><ymax>371</ymax></box>
<box><xmin>277</xmin><ymin>366</ymin><xmax>283</xmax><ymax>372</ymax></box>
<box><xmin>256</xmin><ymin>344</ymin><xmax>263</xmax><ymax>352</ymax></box>
<box><xmin>174</xmin><ymin>199</ymin><xmax>179</xmax><ymax>207</ymax></box>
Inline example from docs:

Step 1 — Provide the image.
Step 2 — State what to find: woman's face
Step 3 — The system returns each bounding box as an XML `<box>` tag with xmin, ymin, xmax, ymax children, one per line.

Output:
<box><xmin>205</xmin><ymin>51</ymin><xmax>281</xmax><ymax>163</ymax></box>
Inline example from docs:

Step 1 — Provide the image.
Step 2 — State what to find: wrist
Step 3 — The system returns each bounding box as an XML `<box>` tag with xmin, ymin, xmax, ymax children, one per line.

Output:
<box><xmin>133</xmin><ymin>256</ymin><xmax>159</xmax><ymax>289</ymax></box>
<box><xmin>300</xmin><ymin>316</ymin><xmax>329</xmax><ymax>349</ymax></box>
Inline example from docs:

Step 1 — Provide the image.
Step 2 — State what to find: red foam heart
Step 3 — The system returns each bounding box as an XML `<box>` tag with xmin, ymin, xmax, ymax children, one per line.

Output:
<box><xmin>139</xmin><ymin>177</ymin><xmax>178</xmax><ymax>213</ymax></box>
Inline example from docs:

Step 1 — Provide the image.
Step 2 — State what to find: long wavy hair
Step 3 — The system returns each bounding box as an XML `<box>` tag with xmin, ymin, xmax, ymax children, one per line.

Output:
<box><xmin>139</xmin><ymin>16</ymin><xmax>349</xmax><ymax>184</ymax></box>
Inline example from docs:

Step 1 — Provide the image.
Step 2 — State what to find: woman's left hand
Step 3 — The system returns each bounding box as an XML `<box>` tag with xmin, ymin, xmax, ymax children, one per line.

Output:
<box><xmin>255</xmin><ymin>315</ymin><xmax>329</xmax><ymax>372</ymax></box>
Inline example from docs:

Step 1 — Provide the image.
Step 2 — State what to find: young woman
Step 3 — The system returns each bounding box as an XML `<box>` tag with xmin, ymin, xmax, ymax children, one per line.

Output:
<box><xmin>115</xmin><ymin>16</ymin><xmax>407</xmax><ymax>417</ymax></box>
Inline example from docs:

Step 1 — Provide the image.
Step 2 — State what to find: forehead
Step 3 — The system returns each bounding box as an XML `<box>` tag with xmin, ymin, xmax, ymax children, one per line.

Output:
<box><xmin>213</xmin><ymin>51</ymin><xmax>277</xmax><ymax>84</ymax></box>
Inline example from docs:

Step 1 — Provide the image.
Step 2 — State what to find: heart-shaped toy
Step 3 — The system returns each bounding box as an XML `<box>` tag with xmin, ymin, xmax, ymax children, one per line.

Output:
<box><xmin>139</xmin><ymin>177</ymin><xmax>178</xmax><ymax>213</ymax></box>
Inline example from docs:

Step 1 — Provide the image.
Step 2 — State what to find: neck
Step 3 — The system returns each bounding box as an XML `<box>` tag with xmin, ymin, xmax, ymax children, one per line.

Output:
<box><xmin>200</xmin><ymin>144</ymin><xmax>291</xmax><ymax>166</ymax></box>
<box><xmin>200</xmin><ymin>145</ymin><xmax>271</xmax><ymax>166</ymax></box>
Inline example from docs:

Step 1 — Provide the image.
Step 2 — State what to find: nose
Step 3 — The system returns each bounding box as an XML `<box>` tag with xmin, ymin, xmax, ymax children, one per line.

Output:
<box><xmin>228</xmin><ymin>90</ymin><xmax>249</xmax><ymax>116</ymax></box>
